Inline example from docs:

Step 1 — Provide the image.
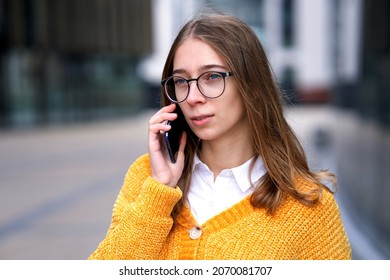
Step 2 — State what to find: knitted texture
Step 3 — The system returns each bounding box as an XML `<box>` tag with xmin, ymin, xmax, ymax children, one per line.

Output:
<box><xmin>88</xmin><ymin>154</ymin><xmax>352</xmax><ymax>260</ymax></box>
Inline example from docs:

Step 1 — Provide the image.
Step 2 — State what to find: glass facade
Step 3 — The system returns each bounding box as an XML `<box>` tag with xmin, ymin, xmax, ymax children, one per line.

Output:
<box><xmin>0</xmin><ymin>0</ymin><xmax>152</xmax><ymax>127</ymax></box>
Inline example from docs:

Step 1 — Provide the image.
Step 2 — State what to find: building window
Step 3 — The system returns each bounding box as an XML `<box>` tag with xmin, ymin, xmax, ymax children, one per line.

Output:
<box><xmin>281</xmin><ymin>66</ymin><xmax>296</xmax><ymax>103</ymax></box>
<box><xmin>282</xmin><ymin>0</ymin><xmax>294</xmax><ymax>47</ymax></box>
<box><xmin>205</xmin><ymin>0</ymin><xmax>264</xmax><ymax>27</ymax></box>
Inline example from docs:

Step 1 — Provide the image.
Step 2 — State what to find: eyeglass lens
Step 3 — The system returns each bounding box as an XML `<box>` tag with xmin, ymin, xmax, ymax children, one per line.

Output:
<box><xmin>164</xmin><ymin>72</ymin><xmax>226</xmax><ymax>103</ymax></box>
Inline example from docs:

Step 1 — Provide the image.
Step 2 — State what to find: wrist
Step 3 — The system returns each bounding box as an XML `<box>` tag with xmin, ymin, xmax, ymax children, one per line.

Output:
<box><xmin>151</xmin><ymin>173</ymin><xmax>177</xmax><ymax>188</ymax></box>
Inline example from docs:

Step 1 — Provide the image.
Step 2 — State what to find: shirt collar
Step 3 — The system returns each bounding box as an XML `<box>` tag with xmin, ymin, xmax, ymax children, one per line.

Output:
<box><xmin>193</xmin><ymin>153</ymin><xmax>266</xmax><ymax>193</ymax></box>
<box><xmin>231</xmin><ymin>156</ymin><xmax>266</xmax><ymax>192</ymax></box>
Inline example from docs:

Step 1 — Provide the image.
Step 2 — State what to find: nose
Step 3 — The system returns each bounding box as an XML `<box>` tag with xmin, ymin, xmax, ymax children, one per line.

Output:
<box><xmin>186</xmin><ymin>81</ymin><xmax>206</xmax><ymax>105</ymax></box>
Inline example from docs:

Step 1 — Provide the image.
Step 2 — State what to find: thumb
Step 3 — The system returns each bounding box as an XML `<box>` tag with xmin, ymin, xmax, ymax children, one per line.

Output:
<box><xmin>176</xmin><ymin>131</ymin><xmax>187</xmax><ymax>162</ymax></box>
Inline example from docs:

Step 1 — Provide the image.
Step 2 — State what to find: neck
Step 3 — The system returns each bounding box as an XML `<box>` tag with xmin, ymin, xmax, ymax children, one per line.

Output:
<box><xmin>199</xmin><ymin>136</ymin><xmax>254</xmax><ymax>179</ymax></box>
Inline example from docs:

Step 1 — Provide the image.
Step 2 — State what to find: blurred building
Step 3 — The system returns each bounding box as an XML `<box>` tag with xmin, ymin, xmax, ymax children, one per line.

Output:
<box><xmin>0</xmin><ymin>0</ymin><xmax>153</xmax><ymax>127</ymax></box>
<box><xmin>334</xmin><ymin>0</ymin><xmax>390</xmax><ymax>258</ymax></box>
<box><xmin>138</xmin><ymin>0</ymin><xmax>362</xmax><ymax>105</ymax></box>
<box><xmin>0</xmin><ymin>0</ymin><xmax>365</xmax><ymax>123</ymax></box>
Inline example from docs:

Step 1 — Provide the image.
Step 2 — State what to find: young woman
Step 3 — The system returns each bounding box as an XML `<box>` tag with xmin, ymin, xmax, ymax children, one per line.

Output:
<box><xmin>88</xmin><ymin>13</ymin><xmax>351</xmax><ymax>260</ymax></box>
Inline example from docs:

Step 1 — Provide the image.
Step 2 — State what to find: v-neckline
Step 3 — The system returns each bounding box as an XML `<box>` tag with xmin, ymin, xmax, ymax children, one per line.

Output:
<box><xmin>176</xmin><ymin>194</ymin><xmax>259</xmax><ymax>232</ymax></box>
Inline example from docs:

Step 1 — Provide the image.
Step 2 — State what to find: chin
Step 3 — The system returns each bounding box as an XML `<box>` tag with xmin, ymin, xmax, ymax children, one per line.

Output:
<box><xmin>189</xmin><ymin>126</ymin><xmax>218</xmax><ymax>142</ymax></box>
<box><xmin>193</xmin><ymin>132</ymin><xmax>216</xmax><ymax>142</ymax></box>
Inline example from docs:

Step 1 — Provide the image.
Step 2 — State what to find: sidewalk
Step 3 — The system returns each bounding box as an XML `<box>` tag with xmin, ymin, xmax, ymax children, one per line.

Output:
<box><xmin>0</xmin><ymin>111</ymin><xmax>154</xmax><ymax>259</ymax></box>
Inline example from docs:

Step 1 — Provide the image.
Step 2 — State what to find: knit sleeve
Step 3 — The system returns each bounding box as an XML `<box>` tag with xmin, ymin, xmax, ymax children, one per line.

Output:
<box><xmin>88</xmin><ymin>154</ymin><xmax>182</xmax><ymax>260</ymax></box>
<box><xmin>295</xmin><ymin>189</ymin><xmax>352</xmax><ymax>260</ymax></box>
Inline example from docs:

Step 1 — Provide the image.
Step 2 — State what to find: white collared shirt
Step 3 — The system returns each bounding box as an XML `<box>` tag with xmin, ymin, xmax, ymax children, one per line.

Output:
<box><xmin>187</xmin><ymin>154</ymin><xmax>267</xmax><ymax>225</ymax></box>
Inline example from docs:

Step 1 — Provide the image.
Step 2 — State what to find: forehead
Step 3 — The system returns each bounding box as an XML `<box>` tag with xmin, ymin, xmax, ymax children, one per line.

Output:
<box><xmin>173</xmin><ymin>37</ymin><xmax>226</xmax><ymax>73</ymax></box>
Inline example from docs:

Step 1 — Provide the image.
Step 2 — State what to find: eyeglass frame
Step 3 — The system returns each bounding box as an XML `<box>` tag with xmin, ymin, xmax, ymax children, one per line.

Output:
<box><xmin>161</xmin><ymin>71</ymin><xmax>233</xmax><ymax>103</ymax></box>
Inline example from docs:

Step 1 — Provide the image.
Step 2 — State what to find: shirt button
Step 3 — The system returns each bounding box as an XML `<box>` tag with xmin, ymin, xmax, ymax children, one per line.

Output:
<box><xmin>189</xmin><ymin>227</ymin><xmax>202</xmax><ymax>240</ymax></box>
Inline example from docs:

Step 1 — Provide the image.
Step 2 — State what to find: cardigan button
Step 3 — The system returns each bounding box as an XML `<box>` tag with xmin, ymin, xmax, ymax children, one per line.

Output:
<box><xmin>189</xmin><ymin>227</ymin><xmax>202</xmax><ymax>240</ymax></box>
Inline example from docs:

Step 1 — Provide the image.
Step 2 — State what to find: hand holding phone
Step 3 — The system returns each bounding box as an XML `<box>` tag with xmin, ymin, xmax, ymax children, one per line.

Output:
<box><xmin>148</xmin><ymin>104</ymin><xmax>189</xmax><ymax>187</ymax></box>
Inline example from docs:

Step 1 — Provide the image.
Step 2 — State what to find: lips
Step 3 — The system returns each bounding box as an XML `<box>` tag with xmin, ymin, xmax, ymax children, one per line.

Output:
<box><xmin>192</xmin><ymin>115</ymin><xmax>209</xmax><ymax>120</ymax></box>
<box><xmin>191</xmin><ymin>114</ymin><xmax>213</xmax><ymax>126</ymax></box>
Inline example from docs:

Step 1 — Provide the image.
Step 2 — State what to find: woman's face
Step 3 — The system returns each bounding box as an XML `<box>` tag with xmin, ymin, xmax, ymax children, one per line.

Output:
<box><xmin>173</xmin><ymin>37</ymin><xmax>250</xmax><ymax>145</ymax></box>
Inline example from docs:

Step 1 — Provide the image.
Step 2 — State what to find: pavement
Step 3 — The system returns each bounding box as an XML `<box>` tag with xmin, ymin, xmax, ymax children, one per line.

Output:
<box><xmin>0</xmin><ymin>111</ymin><xmax>153</xmax><ymax>259</ymax></box>
<box><xmin>0</xmin><ymin>106</ymin><xmax>387</xmax><ymax>259</ymax></box>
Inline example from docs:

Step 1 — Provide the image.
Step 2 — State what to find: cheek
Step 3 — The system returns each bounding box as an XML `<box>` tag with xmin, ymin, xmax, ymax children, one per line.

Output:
<box><xmin>222</xmin><ymin>89</ymin><xmax>246</xmax><ymax>116</ymax></box>
<box><xmin>224</xmin><ymin>98</ymin><xmax>248</xmax><ymax>130</ymax></box>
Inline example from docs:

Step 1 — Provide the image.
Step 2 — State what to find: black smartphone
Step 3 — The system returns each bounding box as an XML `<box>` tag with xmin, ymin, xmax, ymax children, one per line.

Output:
<box><xmin>164</xmin><ymin>118</ymin><xmax>182</xmax><ymax>163</ymax></box>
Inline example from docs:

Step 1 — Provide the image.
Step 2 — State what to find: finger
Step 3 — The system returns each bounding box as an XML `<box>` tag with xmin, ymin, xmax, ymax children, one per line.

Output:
<box><xmin>148</xmin><ymin>104</ymin><xmax>178</xmax><ymax>160</ymax></box>
<box><xmin>179</xmin><ymin>131</ymin><xmax>187</xmax><ymax>152</ymax></box>
<box><xmin>149</xmin><ymin>112</ymin><xmax>176</xmax><ymax>124</ymax></box>
<box><xmin>153</xmin><ymin>103</ymin><xmax>176</xmax><ymax>120</ymax></box>
<box><xmin>175</xmin><ymin>131</ymin><xmax>187</xmax><ymax>163</ymax></box>
<box><xmin>163</xmin><ymin>103</ymin><xmax>177</xmax><ymax>112</ymax></box>
<box><xmin>149</xmin><ymin>123</ymin><xmax>171</xmax><ymax>134</ymax></box>
<box><xmin>149</xmin><ymin>104</ymin><xmax>179</xmax><ymax>137</ymax></box>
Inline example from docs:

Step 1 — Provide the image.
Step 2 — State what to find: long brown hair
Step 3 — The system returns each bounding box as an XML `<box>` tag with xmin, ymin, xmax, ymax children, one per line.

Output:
<box><xmin>161</xmin><ymin>13</ymin><xmax>336</xmax><ymax>217</ymax></box>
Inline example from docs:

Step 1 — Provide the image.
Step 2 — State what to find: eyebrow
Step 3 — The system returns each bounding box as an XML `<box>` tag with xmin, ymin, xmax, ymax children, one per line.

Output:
<box><xmin>172</xmin><ymin>64</ymin><xmax>227</xmax><ymax>75</ymax></box>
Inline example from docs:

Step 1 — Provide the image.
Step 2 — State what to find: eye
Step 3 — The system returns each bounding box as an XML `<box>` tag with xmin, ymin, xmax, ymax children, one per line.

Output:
<box><xmin>210</xmin><ymin>73</ymin><xmax>220</xmax><ymax>79</ymax></box>
<box><xmin>206</xmin><ymin>72</ymin><xmax>222</xmax><ymax>81</ymax></box>
<box><xmin>173</xmin><ymin>77</ymin><xmax>187</xmax><ymax>87</ymax></box>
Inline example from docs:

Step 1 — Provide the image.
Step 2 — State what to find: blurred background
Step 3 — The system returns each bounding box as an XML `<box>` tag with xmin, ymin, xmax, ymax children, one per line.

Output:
<box><xmin>0</xmin><ymin>0</ymin><xmax>389</xmax><ymax>259</ymax></box>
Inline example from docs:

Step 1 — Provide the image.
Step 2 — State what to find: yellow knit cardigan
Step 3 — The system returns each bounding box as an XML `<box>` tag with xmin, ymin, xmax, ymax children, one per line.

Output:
<box><xmin>88</xmin><ymin>154</ymin><xmax>352</xmax><ymax>260</ymax></box>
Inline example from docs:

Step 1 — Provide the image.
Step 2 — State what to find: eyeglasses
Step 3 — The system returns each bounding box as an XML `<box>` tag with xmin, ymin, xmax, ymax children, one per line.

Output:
<box><xmin>161</xmin><ymin>71</ymin><xmax>233</xmax><ymax>103</ymax></box>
